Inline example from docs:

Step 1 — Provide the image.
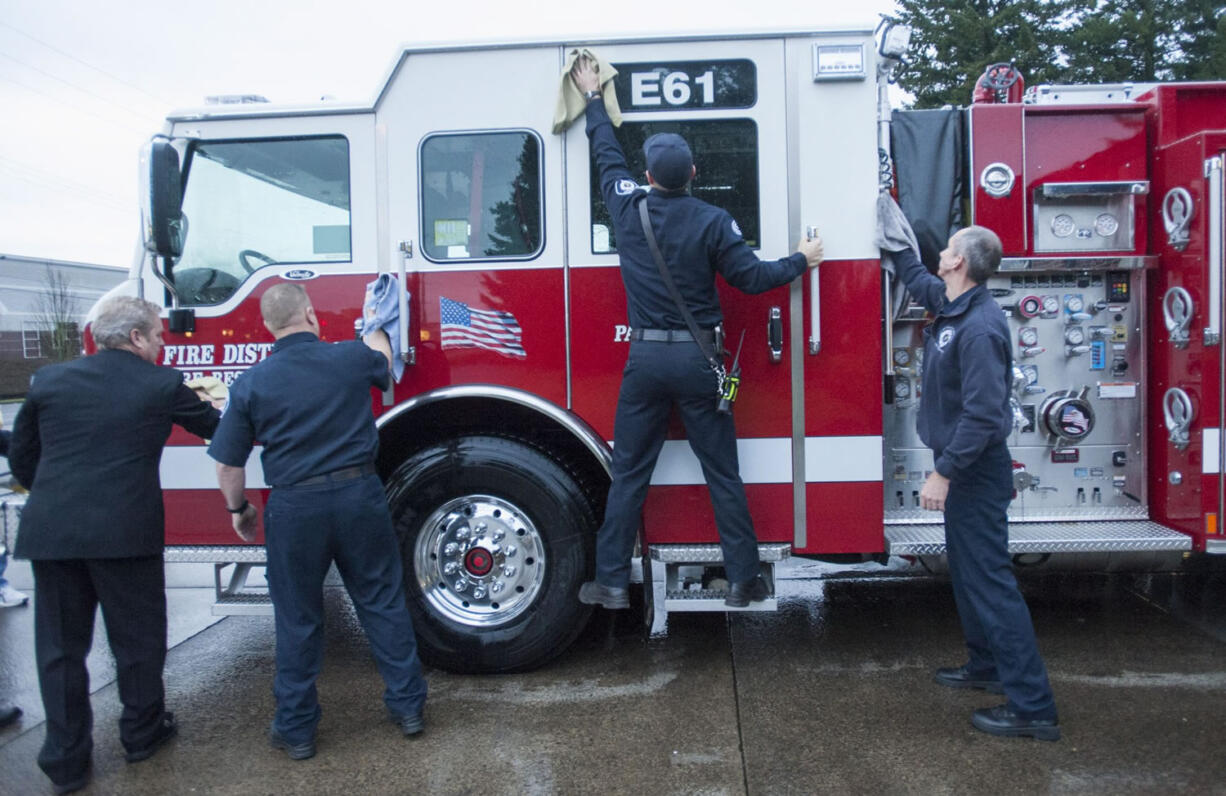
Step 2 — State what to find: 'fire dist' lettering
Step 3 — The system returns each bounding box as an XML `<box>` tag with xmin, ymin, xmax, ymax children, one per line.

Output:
<box><xmin>161</xmin><ymin>344</ymin><xmax>215</xmax><ymax>366</ymax></box>
<box><xmin>222</xmin><ymin>343</ymin><xmax>274</xmax><ymax>364</ymax></box>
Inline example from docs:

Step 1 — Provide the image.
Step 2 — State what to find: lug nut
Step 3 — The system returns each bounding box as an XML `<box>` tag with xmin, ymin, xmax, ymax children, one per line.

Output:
<box><xmin>504</xmin><ymin>545</ymin><xmax>517</xmax><ymax>557</ymax></box>
<box><xmin>453</xmin><ymin>579</ymin><xmax>468</xmax><ymax>593</ymax></box>
<box><xmin>491</xmin><ymin>582</ymin><xmax>505</xmax><ymax>594</ymax></box>
<box><xmin>472</xmin><ymin>586</ymin><xmax>487</xmax><ymax>599</ymax></box>
<box><xmin>443</xmin><ymin>562</ymin><xmax>460</xmax><ymax>575</ymax></box>
<box><xmin>443</xmin><ymin>543</ymin><xmax>460</xmax><ymax>556</ymax></box>
<box><xmin>455</xmin><ymin>527</ymin><xmax>471</xmax><ymax>540</ymax></box>
<box><xmin>502</xmin><ymin>565</ymin><xmax>517</xmax><ymax>577</ymax></box>
<box><xmin>475</xmin><ymin>522</ymin><xmax>488</xmax><ymax>532</ymax></box>
<box><xmin>492</xmin><ymin>529</ymin><xmax>505</xmax><ymax>541</ymax></box>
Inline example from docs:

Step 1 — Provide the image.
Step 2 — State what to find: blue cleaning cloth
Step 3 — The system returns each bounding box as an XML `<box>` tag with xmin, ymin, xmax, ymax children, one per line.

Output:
<box><xmin>360</xmin><ymin>274</ymin><xmax>410</xmax><ymax>382</ymax></box>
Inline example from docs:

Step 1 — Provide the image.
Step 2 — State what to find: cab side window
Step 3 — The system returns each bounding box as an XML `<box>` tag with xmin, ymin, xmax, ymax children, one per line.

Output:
<box><xmin>419</xmin><ymin>131</ymin><xmax>542</xmax><ymax>262</ymax></box>
<box><xmin>588</xmin><ymin>120</ymin><xmax>760</xmax><ymax>254</ymax></box>
<box><xmin>173</xmin><ymin>136</ymin><xmax>351</xmax><ymax>306</ymax></box>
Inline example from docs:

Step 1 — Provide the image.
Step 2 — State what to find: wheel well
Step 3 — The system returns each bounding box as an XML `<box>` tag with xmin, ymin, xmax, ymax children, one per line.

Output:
<box><xmin>376</xmin><ymin>395</ymin><xmax>610</xmax><ymax>521</ymax></box>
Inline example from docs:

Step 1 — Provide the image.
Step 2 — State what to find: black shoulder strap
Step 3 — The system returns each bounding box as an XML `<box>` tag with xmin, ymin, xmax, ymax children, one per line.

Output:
<box><xmin>637</xmin><ymin>199</ymin><xmax>722</xmax><ymax>372</ymax></box>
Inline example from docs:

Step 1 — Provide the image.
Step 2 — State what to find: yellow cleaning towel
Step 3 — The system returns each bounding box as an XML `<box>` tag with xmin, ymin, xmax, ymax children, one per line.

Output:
<box><xmin>553</xmin><ymin>48</ymin><xmax>623</xmax><ymax>134</ymax></box>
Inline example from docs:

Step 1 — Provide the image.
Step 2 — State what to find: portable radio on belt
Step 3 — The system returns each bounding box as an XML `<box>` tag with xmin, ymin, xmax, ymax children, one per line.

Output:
<box><xmin>717</xmin><ymin>329</ymin><xmax>747</xmax><ymax>415</ymax></box>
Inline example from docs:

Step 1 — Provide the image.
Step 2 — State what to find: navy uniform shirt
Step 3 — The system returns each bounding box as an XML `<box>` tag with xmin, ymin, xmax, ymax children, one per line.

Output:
<box><xmin>208</xmin><ymin>332</ymin><xmax>389</xmax><ymax>487</ymax></box>
<box><xmin>896</xmin><ymin>248</ymin><xmax>1012</xmax><ymax>478</ymax></box>
<box><xmin>585</xmin><ymin>100</ymin><xmax>806</xmax><ymax>330</ymax></box>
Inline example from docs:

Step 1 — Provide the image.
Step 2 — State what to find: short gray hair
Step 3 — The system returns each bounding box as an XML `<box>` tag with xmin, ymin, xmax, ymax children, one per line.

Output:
<box><xmin>92</xmin><ymin>296</ymin><xmax>161</xmax><ymax>350</ymax></box>
<box><xmin>955</xmin><ymin>226</ymin><xmax>1003</xmax><ymax>284</ymax></box>
<box><xmin>260</xmin><ymin>283</ymin><xmax>311</xmax><ymax>332</ymax></box>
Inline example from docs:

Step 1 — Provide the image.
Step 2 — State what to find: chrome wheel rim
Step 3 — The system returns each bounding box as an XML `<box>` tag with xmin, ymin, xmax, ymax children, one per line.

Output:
<box><xmin>413</xmin><ymin>494</ymin><xmax>545</xmax><ymax>627</ymax></box>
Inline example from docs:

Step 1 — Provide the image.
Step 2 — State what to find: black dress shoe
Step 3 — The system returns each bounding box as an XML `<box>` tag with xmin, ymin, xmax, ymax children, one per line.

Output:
<box><xmin>725</xmin><ymin>575</ymin><xmax>769</xmax><ymax>607</ymax></box>
<box><xmin>125</xmin><ymin>711</ymin><xmax>178</xmax><ymax>763</ymax></box>
<box><xmin>971</xmin><ymin>703</ymin><xmax>1061</xmax><ymax>741</ymax></box>
<box><xmin>0</xmin><ymin>703</ymin><xmax>21</xmax><ymax>729</ymax></box>
<box><xmin>933</xmin><ymin>665</ymin><xmax>1005</xmax><ymax>694</ymax></box>
<box><xmin>391</xmin><ymin>711</ymin><xmax>424</xmax><ymax>737</ymax></box>
<box><xmin>52</xmin><ymin>768</ymin><xmax>91</xmax><ymax>795</ymax></box>
<box><xmin>269</xmin><ymin>726</ymin><xmax>317</xmax><ymax>760</ymax></box>
<box><xmin>578</xmin><ymin>581</ymin><xmax>629</xmax><ymax>609</ymax></box>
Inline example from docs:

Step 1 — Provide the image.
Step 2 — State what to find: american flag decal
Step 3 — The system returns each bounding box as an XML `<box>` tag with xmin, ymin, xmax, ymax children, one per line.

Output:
<box><xmin>439</xmin><ymin>296</ymin><xmax>526</xmax><ymax>358</ymax></box>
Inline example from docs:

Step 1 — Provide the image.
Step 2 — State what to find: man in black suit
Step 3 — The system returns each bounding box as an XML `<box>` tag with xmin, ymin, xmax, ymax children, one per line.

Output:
<box><xmin>10</xmin><ymin>295</ymin><xmax>220</xmax><ymax>794</ymax></box>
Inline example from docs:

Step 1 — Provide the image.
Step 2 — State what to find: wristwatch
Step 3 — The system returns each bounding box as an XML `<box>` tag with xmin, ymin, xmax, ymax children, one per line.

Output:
<box><xmin>584</xmin><ymin>90</ymin><xmax>602</xmax><ymax>102</ymax></box>
<box><xmin>226</xmin><ymin>498</ymin><xmax>250</xmax><ymax>514</ymax></box>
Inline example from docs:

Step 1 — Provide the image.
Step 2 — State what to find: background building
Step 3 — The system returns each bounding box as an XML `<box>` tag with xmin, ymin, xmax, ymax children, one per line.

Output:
<box><xmin>0</xmin><ymin>253</ymin><xmax>126</xmax><ymax>397</ymax></box>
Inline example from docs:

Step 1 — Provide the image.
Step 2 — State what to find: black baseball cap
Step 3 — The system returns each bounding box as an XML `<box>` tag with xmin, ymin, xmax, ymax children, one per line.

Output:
<box><xmin>643</xmin><ymin>133</ymin><xmax>694</xmax><ymax>190</ymax></box>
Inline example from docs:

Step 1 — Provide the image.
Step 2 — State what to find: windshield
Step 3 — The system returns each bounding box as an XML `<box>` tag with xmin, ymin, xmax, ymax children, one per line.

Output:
<box><xmin>172</xmin><ymin>136</ymin><xmax>351</xmax><ymax>306</ymax></box>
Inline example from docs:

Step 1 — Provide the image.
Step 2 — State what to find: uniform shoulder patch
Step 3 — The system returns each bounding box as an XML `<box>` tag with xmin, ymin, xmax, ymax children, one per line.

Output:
<box><xmin>615</xmin><ymin>179</ymin><xmax>638</xmax><ymax>196</ymax></box>
<box><xmin>730</xmin><ymin>219</ymin><xmax>743</xmax><ymax>238</ymax></box>
<box><xmin>938</xmin><ymin>327</ymin><xmax>955</xmax><ymax>350</ymax></box>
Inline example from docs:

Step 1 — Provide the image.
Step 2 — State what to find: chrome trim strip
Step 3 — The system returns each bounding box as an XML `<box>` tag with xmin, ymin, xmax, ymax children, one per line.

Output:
<box><xmin>375</xmin><ymin>384</ymin><xmax>612</xmax><ymax>475</ymax></box>
<box><xmin>998</xmin><ymin>256</ymin><xmax>1157</xmax><ymax>271</ymax></box>
<box><xmin>1040</xmin><ymin>180</ymin><xmax>1150</xmax><ymax>197</ymax></box>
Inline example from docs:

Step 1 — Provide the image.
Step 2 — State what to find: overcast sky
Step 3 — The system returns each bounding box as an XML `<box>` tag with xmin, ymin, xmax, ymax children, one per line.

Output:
<box><xmin>0</xmin><ymin>0</ymin><xmax>898</xmax><ymax>268</ymax></box>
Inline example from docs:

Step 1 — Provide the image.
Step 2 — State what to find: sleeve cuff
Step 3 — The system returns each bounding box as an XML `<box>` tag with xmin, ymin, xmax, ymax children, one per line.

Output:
<box><xmin>933</xmin><ymin>457</ymin><xmax>954</xmax><ymax>478</ymax></box>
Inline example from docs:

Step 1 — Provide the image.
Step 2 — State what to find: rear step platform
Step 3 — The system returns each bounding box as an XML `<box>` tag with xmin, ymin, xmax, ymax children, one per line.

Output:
<box><xmin>644</xmin><ymin>543</ymin><xmax>790</xmax><ymax>635</ymax></box>
<box><xmin>885</xmin><ymin>521</ymin><xmax>1192</xmax><ymax>556</ymax></box>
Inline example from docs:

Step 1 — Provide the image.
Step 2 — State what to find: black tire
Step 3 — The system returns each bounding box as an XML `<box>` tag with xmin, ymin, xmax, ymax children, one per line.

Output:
<box><xmin>385</xmin><ymin>436</ymin><xmax>596</xmax><ymax>673</ymax></box>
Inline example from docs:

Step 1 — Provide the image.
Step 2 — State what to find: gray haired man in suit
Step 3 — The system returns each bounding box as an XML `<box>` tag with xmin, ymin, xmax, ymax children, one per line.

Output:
<box><xmin>10</xmin><ymin>295</ymin><xmax>219</xmax><ymax>794</ymax></box>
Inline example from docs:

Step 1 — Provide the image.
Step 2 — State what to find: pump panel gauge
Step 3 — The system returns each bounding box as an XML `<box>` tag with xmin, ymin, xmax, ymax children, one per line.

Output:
<box><xmin>894</xmin><ymin>379</ymin><xmax>912</xmax><ymax>400</ymax></box>
<box><xmin>1018</xmin><ymin>327</ymin><xmax>1039</xmax><ymax>347</ymax></box>
<box><xmin>892</xmin><ymin>348</ymin><xmax>911</xmax><ymax>367</ymax></box>
<box><xmin>1041</xmin><ymin>295</ymin><xmax>1061</xmax><ymax>317</ymax></box>
<box><xmin>1051</xmin><ymin>213</ymin><xmax>1076</xmax><ymax>238</ymax></box>
<box><xmin>1095</xmin><ymin>213</ymin><xmax>1119</xmax><ymax>237</ymax></box>
<box><xmin>1064</xmin><ymin>326</ymin><xmax>1086</xmax><ymax>346</ymax></box>
<box><xmin>1065</xmin><ymin>294</ymin><xmax>1085</xmax><ymax>314</ymax></box>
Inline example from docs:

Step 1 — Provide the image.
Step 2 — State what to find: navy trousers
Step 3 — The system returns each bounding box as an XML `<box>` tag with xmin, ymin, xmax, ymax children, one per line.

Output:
<box><xmin>32</xmin><ymin>556</ymin><xmax>167</xmax><ymax>786</ymax></box>
<box><xmin>596</xmin><ymin>340</ymin><xmax>759</xmax><ymax>588</ymax></box>
<box><xmin>263</xmin><ymin>474</ymin><xmax>427</xmax><ymax>744</ymax></box>
<box><xmin>944</xmin><ymin>442</ymin><xmax>1057</xmax><ymax>720</ymax></box>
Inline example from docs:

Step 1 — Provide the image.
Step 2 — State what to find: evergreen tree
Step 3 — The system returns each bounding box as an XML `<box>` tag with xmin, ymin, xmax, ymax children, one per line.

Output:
<box><xmin>895</xmin><ymin>0</ymin><xmax>1074</xmax><ymax>109</ymax></box>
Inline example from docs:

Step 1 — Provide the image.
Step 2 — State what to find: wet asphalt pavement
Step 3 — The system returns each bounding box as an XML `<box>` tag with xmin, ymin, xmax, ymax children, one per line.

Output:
<box><xmin>1</xmin><ymin>554</ymin><xmax>1225</xmax><ymax>795</ymax></box>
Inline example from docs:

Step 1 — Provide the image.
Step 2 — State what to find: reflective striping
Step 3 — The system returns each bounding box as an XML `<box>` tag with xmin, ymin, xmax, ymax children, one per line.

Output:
<box><xmin>160</xmin><ymin>446</ymin><xmax>268</xmax><ymax>489</ymax></box>
<box><xmin>804</xmin><ymin>435</ymin><xmax>883</xmax><ymax>483</ymax></box>
<box><xmin>1204</xmin><ymin>428</ymin><xmax>1221</xmax><ymax>473</ymax></box>
<box><xmin>158</xmin><ymin>436</ymin><xmax>884</xmax><ymax>489</ymax></box>
<box><xmin>647</xmin><ymin>436</ymin><xmax>882</xmax><ymax>485</ymax></box>
<box><xmin>648</xmin><ymin>438</ymin><xmax>791</xmax><ymax>485</ymax></box>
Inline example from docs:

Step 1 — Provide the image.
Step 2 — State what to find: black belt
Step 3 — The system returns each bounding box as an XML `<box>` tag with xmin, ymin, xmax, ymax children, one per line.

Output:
<box><xmin>630</xmin><ymin>328</ymin><xmax>716</xmax><ymax>344</ymax></box>
<box><xmin>283</xmin><ymin>463</ymin><xmax>376</xmax><ymax>488</ymax></box>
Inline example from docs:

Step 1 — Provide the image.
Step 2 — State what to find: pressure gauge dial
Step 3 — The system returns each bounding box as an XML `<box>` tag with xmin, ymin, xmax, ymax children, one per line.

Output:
<box><xmin>894</xmin><ymin>379</ymin><xmax>912</xmax><ymax>400</ymax></box>
<box><xmin>892</xmin><ymin>348</ymin><xmax>911</xmax><ymax>367</ymax></box>
<box><xmin>1064</xmin><ymin>326</ymin><xmax>1086</xmax><ymax>345</ymax></box>
<box><xmin>1065</xmin><ymin>295</ymin><xmax>1085</xmax><ymax>314</ymax></box>
<box><xmin>1095</xmin><ymin>213</ymin><xmax>1120</xmax><ymax>237</ymax></box>
<box><xmin>1020</xmin><ymin>364</ymin><xmax>1039</xmax><ymax>385</ymax></box>
<box><xmin>1051</xmin><ymin>213</ymin><xmax>1076</xmax><ymax>238</ymax></box>
<box><xmin>1018</xmin><ymin>327</ymin><xmax>1040</xmax><ymax>347</ymax></box>
<box><xmin>1041</xmin><ymin>295</ymin><xmax>1061</xmax><ymax>316</ymax></box>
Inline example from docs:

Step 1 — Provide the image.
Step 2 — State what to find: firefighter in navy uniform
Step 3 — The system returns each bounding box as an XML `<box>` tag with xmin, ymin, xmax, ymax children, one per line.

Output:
<box><xmin>895</xmin><ymin>226</ymin><xmax>1060</xmax><ymax>741</ymax></box>
<box><xmin>209</xmin><ymin>283</ymin><xmax>427</xmax><ymax>760</ymax></box>
<box><xmin>569</xmin><ymin>57</ymin><xmax>824</xmax><ymax>609</ymax></box>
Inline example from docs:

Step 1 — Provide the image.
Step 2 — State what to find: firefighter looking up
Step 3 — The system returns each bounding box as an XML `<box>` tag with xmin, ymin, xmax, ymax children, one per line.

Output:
<box><xmin>893</xmin><ymin>226</ymin><xmax>1060</xmax><ymax>741</ymax></box>
<box><xmin>209</xmin><ymin>283</ymin><xmax>428</xmax><ymax>760</ymax></box>
<box><xmin>569</xmin><ymin>56</ymin><xmax>824</xmax><ymax>610</ymax></box>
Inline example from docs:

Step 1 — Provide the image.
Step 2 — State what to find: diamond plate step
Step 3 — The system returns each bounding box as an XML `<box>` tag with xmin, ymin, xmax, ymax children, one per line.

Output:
<box><xmin>886</xmin><ymin>521</ymin><xmax>1192</xmax><ymax>556</ymax></box>
<box><xmin>663</xmin><ymin>588</ymin><xmax>777</xmax><ymax>612</ymax></box>
<box><xmin>165</xmin><ymin>545</ymin><xmax>267</xmax><ymax>563</ymax></box>
<box><xmin>649</xmin><ymin>543</ymin><xmax>791</xmax><ymax>563</ymax></box>
<box><xmin>212</xmin><ymin>593</ymin><xmax>273</xmax><ymax>616</ymax></box>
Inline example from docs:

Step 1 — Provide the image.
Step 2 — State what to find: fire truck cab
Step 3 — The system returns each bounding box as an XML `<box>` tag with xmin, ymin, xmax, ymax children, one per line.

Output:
<box><xmin>115</xmin><ymin>23</ymin><xmax>1224</xmax><ymax>674</ymax></box>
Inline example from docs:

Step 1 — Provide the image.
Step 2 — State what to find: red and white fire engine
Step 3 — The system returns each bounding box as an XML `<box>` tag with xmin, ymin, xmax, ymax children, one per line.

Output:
<box><xmin>94</xmin><ymin>22</ymin><xmax>1225</xmax><ymax>673</ymax></box>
